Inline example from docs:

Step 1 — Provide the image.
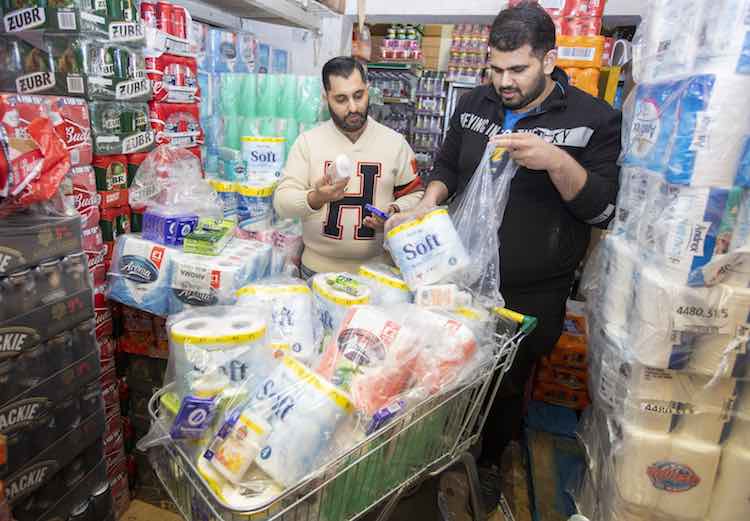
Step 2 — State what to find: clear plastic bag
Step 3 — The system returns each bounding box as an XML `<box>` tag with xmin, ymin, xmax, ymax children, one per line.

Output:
<box><xmin>449</xmin><ymin>144</ymin><xmax>518</xmax><ymax>305</ymax></box>
<box><xmin>129</xmin><ymin>145</ymin><xmax>223</xmax><ymax>218</ymax></box>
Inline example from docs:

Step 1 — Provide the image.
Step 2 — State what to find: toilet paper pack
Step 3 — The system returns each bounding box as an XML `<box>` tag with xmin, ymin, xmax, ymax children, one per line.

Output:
<box><xmin>385</xmin><ymin>208</ymin><xmax>470</xmax><ymax>290</ymax></box>
<box><xmin>236</xmin><ymin>280</ymin><xmax>317</xmax><ymax>365</ymax></box>
<box><xmin>357</xmin><ymin>263</ymin><xmax>413</xmax><ymax>305</ymax></box>
<box><xmin>107</xmin><ymin>234</ymin><xmax>176</xmax><ymax>316</ymax></box>
<box><xmin>614</xmin><ymin>422</ymin><xmax>721</xmax><ymax>520</ymax></box>
<box><xmin>168</xmin><ymin>251</ymin><xmax>249</xmax><ymax>314</ymax></box>
<box><xmin>223</xmin><ymin>237</ymin><xmax>272</xmax><ymax>283</ymax></box>
<box><xmin>311</xmin><ymin>273</ymin><xmax>372</xmax><ymax>339</ymax></box>
<box><xmin>248</xmin><ymin>355</ymin><xmax>354</xmax><ymax>487</ymax></box>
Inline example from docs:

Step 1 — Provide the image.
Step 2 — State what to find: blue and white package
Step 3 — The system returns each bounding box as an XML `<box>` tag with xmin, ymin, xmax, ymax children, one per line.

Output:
<box><xmin>209</xmin><ymin>180</ymin><xmax>238</xmax><ymax>218</ymax></box>
<box><xmin>209</xmin><ymin>29</ymin><xmax>239</xmax><ymax>73</ymax></box>
<box><xmin>236</xmin><ymin>32</ymin><xmax>257</xmax><ymax>73</ymax></box>
<box><xmin>248</xmin><ymin>355</ymin><xmax>354</xmax><ymax>487</ymax></box>
<box><xmin>385</xmin><ymin>208</ymin><xmax>470</xmax><ymax>290</ymax></box>
<box><xmin>223</xmin><ymin>237</ymin><xmax>273</xmax><ymax>283</ymax></box>
<box><xmin>236</xmin><ymin>182</ymin><xmax>276</xmax><ymax>232</ymax></box>
<box><xmin>168</xmin><ymin>251</ymin><xmax>248</xmax><ymax>314</ymax></box>
<box><xmin>107</xmin><ymin>234</ymin><xmax>176</xmax><ymax>316</ymax></box>
<box><xmin>141</xmin><ymin>210</ymin><xmax>199</xmax><ymax>246</ymax></box>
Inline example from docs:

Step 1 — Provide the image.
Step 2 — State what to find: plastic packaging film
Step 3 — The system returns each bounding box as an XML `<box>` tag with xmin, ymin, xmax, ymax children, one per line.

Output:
<box><xmin>576</xmin><ymin>3</ymin><xmax>750</xmax><ymax>519</ymax></box>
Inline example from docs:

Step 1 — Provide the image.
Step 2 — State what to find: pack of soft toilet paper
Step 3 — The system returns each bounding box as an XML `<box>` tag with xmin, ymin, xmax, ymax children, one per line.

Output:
<box><xmin>107</xmin><ymin>234</ymin><xmax>177</xmax><ymax>316</ymax></box>
<box><xmin>236</xmin><ymin>279</ymin><xmax>317</xmax><ymax>366</ymax></box>
<box><xmin>311</xmin><ymin>272</ymin><xmax>372</xmax><ymax>340</ymax></box>
<box><xmin>357</xmin><ymin>263</ymin><xmax>413</xmax><ymax>305</ymax></box>
<box><xmin>385</xmin><ymin>208</ymin><xmax>470</xmax><ymax>290</ymax></box>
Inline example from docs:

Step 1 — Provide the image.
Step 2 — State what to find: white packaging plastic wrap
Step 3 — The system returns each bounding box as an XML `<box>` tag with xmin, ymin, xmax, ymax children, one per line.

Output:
<box><xmin>357</xmin><ymin>263</ymin><xmax>412</xmax><ymax>305</ymax></box>
<box><xmin>311</xmin><ymin>272</ymin><xmax>371</xmax><ymax>338</ymax></box>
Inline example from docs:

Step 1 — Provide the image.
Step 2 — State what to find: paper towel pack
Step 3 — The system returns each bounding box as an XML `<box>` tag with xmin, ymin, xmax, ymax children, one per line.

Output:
<box><xmin>169</xmin><ymin>251</ymin><xmax>248</xmax><ymax>314</ymax></box>
<box><xmin>107</xmin><ymin>234</ymin><xmax>176</xmax><ymax>316</ymax></box>
<box><xmin>614</xmin><ymin>422</ymin><xmax>721</xmax><ymax>520</ymax></box>
<box><xmin>223</xmin><ymin>237</ymin><xmax>272</xmax><ymax>283</ymax></box>
<box><xmin>612</xmin><ymin>167</ymin><xmax>663</xmax><ymax>241</ymax></box>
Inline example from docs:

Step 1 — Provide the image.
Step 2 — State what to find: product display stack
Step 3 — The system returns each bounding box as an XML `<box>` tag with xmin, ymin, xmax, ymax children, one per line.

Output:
<box><xmin>532</xmin><ymin>301</ymin><xmax>590</xmax><ymax>410</ymax></box>
<box><xmin>511</xmin><ymin>0</ymin><xmax>606</xmax><ymax>96</ymax></box>
<box><xmin>578</xmin><ymin>2</ymin><xmax>750</xmax><ymax>520</ymax></box>
<box><xmin>0</xmin><ymin>101</ymin><xmax>112</xmax><ymax>521</ymax></box>
<box><xmin>447</xmin><ymin>24</ymin><xmax>490</xmax><ymax>84</ymax></box>
<box><xmin>413</xmin><ymin>71</ymin><xmax>446</xmax><ymax>176</ymax></box>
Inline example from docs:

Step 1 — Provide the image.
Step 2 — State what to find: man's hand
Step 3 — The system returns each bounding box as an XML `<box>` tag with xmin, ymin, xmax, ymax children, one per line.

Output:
<box><xmin>384</xmin><ymin>201</ymin><xmax>433</xmax><ymax>233</ymax></box>
<box><xmin>363</xmin><ymin>204</ymin><xmax>398</xmax><ymax>232</ymax></box>
<box><xmin>307</xmin><ymin>166</ymin><xmax>348</xmax><ymax>210</ymax></box>
<box><xmin>490</xmin><ymin>132</ymin><xmax>566</xmax><ymax>173</ymax></box>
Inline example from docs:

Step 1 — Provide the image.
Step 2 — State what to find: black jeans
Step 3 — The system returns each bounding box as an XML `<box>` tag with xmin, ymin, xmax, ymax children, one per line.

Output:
<box><xmin>479</xmin><ymin>285</ymin><xmax>570</xmax><ymax>465</ymax></box>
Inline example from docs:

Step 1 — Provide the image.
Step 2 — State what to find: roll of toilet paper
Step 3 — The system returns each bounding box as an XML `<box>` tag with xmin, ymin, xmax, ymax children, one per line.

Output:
<box><xmin>169</xmin><ymin>251</ymin><xmax>248</xmax><ymax>314</ymax></box>
<box><xmin>317</xmin><ymin>306</ymin><xmax>421</xmax><ymax>415</ymax></box>
<box><xmin>236</xmin><ymin>281</ymin><xmax>317</xmax><ymax>365</ymax></box>
<box><xmin>614</xmin><ymin>422</ymin><xmax>721</xmax><ymax>520</ymax></box>
<box><xmin>612</xmin><ymin>167</ymin><xmax>663</xmax><ymax>241</ymax></box>
<box><xmin>169</xmin><ymin>307</ymin><xmax>274</xmax><ymax>399</ymax></box>
<box><xmin>236</xmin><ymin>182</ymin><xmax>276</xmax><ymax>232</ymax></box>
<box><xmin>107</xmin><ymin>234</ymin><xmax>176</xmax><ymax>316</ymax></box>
<box><xmin>685</xmin><ymin>331</ymin><xmax>748</xmax><ymax>378</ymax></box>
<box><xmin>706</xmin><ymin>442</ymin><xmax>750</xmax><ymax>521</ymax></box>
<box><xmin>249</xmin><ymin>355</ymin><xmax>354</xmax><ymax>487</ymax></box>
<box><xmin>223</xmin><ymin>237</ymin><xmax>273</xmax><ymax>283</ymax></box>
<box><xmin>357</xmin><ymin>263</ymin><xmax>413</xmax><ymax>305</ymax></box>
<box><xmin>197</xmin><ymin>457</ymin><xmax>284</xmax><ymax>511</ymax></box>
<box><xmin>311</xmin><ymin>273</ymin><xmax>371</xmax><ymax>337</ymax></box>
<box><xmin>696</xmin><ymin>0</ymin><xmax>750</xmax><ymax>71</ymax></box>
<box><xmin>641</xmin><ymin>184</ymin><xmax>741</xmax><ymax>284</ymax></box>
<box><xmin>596</xmin><ymin>235</ymin><xmax>638</xmax><ymax>328</ymax></box>
<box><xmin>385</xmin><ymin>208</ymin><xmax>470</xmax><ymax>290</ymax></box>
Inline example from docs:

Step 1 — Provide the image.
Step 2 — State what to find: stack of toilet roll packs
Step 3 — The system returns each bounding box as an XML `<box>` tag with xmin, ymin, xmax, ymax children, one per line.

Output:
<box><xmin>577</xmin><ymin>4</ymin><xmax>750</xmax><ymax>519</ymax></box>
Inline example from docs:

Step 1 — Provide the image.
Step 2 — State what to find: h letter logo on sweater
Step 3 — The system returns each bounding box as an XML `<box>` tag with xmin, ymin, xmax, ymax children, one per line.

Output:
<box><xmin>323</xmin><ymin>161</ymin><xmax>381</xmax><ymax>240</ymax></box>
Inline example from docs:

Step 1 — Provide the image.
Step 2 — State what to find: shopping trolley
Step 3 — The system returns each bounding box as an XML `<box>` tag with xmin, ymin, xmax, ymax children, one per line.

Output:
<box><xmin>146</xmin><ymin>309</ymin><xmax>537</xmax><ymax>521</ymax></box>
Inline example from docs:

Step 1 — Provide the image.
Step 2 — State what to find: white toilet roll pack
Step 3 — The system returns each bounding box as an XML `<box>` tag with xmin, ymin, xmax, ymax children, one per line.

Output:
<box><xmin>248</xmin><ymin>355</ymin><xmax>354</xmax><ymax>487</ymax></box>
<box><xmin>169</xmin><ymin>251</ymin><xmax>248</xmax><ymax>314</ymax></box>
<box><xmin>236</xmin><ymin>281</ymin><xmax>317</xmax><ymax>365</ymax></box>
<box><xmin>385</xmin><ymin>208</ymin><xmax>470</xmax><ymax>290</ymax></box>
<box><xmin>311</xmin><ymin>273</ymin><xmax>371</xmax><ymax>337</ymax></box>
<box><xmin>357</xmin><ymin>263</ymin><xmax>413</xmax><ymax>305</ymax></box>
<box><xmin>223</xmin><ymin>237</ymin><xmax>273</xmax><ymax>282</ymax></box>
<box><xmin>168</xmin><ymin>307</ymin><xmax>275</xmax><ymax>399</ymax></box>
<box><xmin>107</xmin><ymin>234</ymin><xmax>176</xmax><ymax>316</ymax></box>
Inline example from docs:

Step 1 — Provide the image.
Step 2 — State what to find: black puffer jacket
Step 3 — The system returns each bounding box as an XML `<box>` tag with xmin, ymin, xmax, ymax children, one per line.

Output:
<box><xmin>431</xmin><ymin>68</ymin><xmax>622</xmax><ymax>292</ymax></box>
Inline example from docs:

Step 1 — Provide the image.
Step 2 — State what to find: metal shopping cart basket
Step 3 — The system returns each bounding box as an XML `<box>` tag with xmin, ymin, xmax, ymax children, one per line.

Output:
<box><xmin>146</xmin><ymin>308</ymin><xmax>537</xmax><ymax>521</ymax></box>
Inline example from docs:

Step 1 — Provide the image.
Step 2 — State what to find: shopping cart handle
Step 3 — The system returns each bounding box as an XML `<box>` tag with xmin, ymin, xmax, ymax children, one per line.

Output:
<box><xmin>493</xmin><ymin>307</ymin><xmax>538</xmax><ymax>335</ymax></box>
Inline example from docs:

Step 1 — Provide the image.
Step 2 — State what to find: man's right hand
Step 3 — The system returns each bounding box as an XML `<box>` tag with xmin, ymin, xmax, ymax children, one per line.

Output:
<box><xmin>308</xmin><ymin>169</ymin><xmax>349</xmax><ymax>210</ymax></box>
<box><xmin>384</xmin><ymin>201</ymin><xmax>434</xmax><ymax>233</ymax></box>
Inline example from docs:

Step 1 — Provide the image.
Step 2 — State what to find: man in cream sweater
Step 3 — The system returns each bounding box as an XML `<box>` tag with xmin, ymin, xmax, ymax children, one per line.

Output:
<box><xmin>273</xmin><ymin>56</ymin><xmax>424</xmax><ymax>277</ymax></box>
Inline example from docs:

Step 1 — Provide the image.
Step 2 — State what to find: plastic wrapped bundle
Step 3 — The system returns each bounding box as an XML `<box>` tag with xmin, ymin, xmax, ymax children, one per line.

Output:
<box><xmin>236</xmin><ymin>278</ymin><xmax>317</xmax><ymax>365</ymax></box>
<box><xmin>358</xmin><ymin>263</ymin><xmax>412</xmax><ymax>305</ymax></box>
<box><xmin>311</xmin><ymin>273</ymin><xmax>372</xmax><ymax>339</ymax></box>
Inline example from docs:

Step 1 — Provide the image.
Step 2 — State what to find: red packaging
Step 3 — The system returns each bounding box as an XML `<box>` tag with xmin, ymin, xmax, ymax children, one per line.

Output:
<box><xmin>98</xmin><ymin>188</ymin><xmax>129</xmax><ymax>208</ymax></box>
<box><xmin>106</xmin><ymin>452</ymin><xmax>127</xmax><ymax>486</ymax></box>
<box><xmin>149</xmin><ymin>102</ymin><xmax>203</xmax><ymax>147</ymax></box>
<box><xmin>602</xmin><ymin>36</ymin><xmax>614</xmax><ymax>66</ymax></box>
<box><xmin>140</xmin><ymin>0</ymin><xmax>157</xmax><ymax>27</ymax></box>
<box><xmin>104</xmin><ymin>414</ymin><xmax>125</xmax><ymax>459</ymax></box>
<box><xmin>110</xmin><ymin>468</ymin><xmax>131</xmax><ymax>520</ymax></box>
<box><xmin>510</xmin><ymin>0</ymin><xmax>567</xmax><ymax>16</ymax></box>
<box><xmin>551</xmin><ymin>15</ymin><xmax>565</xmax><ymax>36</ymax></box>
<box><xmin>565</xmin><ymin>16</ymin><xmax>602</xmax><ymax>36</ymax></box>
<box><xmin>188</xmin><ymin>145</ymin><xmax>201</xmax><ymax>163</ymax></box>
<box><xmin>567</xmin><ymin>0</ymin><xmax>605</xmax><ymax>17</ymax></box>
<box><xmin>0</xmin><ymin>94</ymin><xmax>70</xmax><ymax>207</ymax></box>
<box><xmin>172</xmin><ymin>5</ymin><xmax>187</xmax><ymax>39</ymax></box>
<box><xmin>94</xmin><ymin>284</ymin><xmax>114</xmax><ymax>339</ymax></box>
<box><xmin>145</xmin><ymin>53</ymin><xmax>199</xmax><ymax>103</ymax></box>
<box><xmin>93</xmin><ymin>154</ymin><xmax>128</xmax><ymax>192</ymax></box>
<box><xmin>100</xmin><ymin>367</ymin><xmax>121</xmax><ymax>418</ymax></box>
<box><xmin>98</xmin><ymin>335</ymin><xmax>116</xmax><ymax>372</ymax></box>
<box><xmin>83</xmin><ymin>226</ymin><xmax>106</xmax><ymax>286</ymax></box>
<box><xmin>156</xmin><ymin>1</ymin><xmax>173</xmax><ymax>35</ymax></box>
<box><xmin>119</xmin><ymin>330</ymin><xmax>156</xmax><ymax>356</ymax></box>
<box><xmin>47</xmin><ymin>96</ymin><xmax>93</xmax><ymax>167</ymax></box>
<box><xmin>65</xmin><ymin>165</ymin><xmax>101</xmax><ymax>229</ymax></box>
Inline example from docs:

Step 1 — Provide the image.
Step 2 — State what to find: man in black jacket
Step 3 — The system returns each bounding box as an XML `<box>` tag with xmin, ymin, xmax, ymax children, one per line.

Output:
<box><xmin>389</xmin><ymin>2</ymin><xmax>621</xmax><ymax>505</ymax></box>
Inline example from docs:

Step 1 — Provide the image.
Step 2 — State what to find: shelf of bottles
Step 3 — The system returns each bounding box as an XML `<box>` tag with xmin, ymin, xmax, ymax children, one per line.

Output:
<box><xmin>447</xmin><ymin>23</ymin><xmax>490</xmax><ymax>85</ymax></box>
<box><xmin>413</xmin><ymin>71</ymin><xmax>447</xmax><ymax>176</ymax></box>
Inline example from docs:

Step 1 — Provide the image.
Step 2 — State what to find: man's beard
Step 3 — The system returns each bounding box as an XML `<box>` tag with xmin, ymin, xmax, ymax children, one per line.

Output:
<box><xmin>497</xmin><ymin>73</ymin><xmax>547</xmax><ymax>110</ymax></box>
<box><xmin>329</xmin><ymin>104</ymin><xmax>369</xmax><ymax>132</ymax></box>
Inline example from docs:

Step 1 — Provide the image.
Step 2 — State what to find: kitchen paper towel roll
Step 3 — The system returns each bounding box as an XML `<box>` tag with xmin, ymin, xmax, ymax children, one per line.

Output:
<box><xmin>223</xmin><ymin>237</ymin><xmax>273</xmax><ymax>283</ymax></box>
<box><xmin>236</xmin><ymin>281</ymin><xmax>317</xmax><ymax>365</ymax></box>
<box><xmin>236</xmin><ymin>182</ymin><xmax>276</xmax><ymax>233</ymax></box>
<box><xmin>107</xmin><ymin>234</ymin><xmax>175</xmax><ymax>316</ymax></box>
<box><xmin>250</xmin><ymin>355</ymin><xmax>354</xmax><ymax>487</ymax></box>
<box><xmin>169</xmin><ymin>307</ymin><xmax>273</xmax><ymax>399</ymax></box>
<box><xmin>612</xmin><ymin>167</ymin><xmax>663</xmax><ymax>241</ymax></box>
<box><xmin>614</xmin><ymin>422</ymin><xmax>721</xmax><ymax>519</ymax></box>
<box><xmin>685</xmin><ymin>331</ymin><xmax>748</xmax><ymax>379</ymax></box>
<box><xmin>598</xmin><ymin>235</ymin><xmax>638</xmax><ymax>328</ymax></box>
<box><xmin>357</xmin><ymin>263</ymin><xmax>413</xmax><ymax>305</ymax></box>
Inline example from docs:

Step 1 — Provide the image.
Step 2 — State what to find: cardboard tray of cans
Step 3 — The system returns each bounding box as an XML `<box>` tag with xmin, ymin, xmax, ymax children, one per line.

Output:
<box><xmin>0</xmin><ymin>213</ymin><xmax>83</xmax><ymax>276</ymax></box>
<box><xmin>4</xmin><ymin>406</ymin><xmax>105</xmax><ymax>505</ymax></box>
<box><xmin>1</xmin><ymin>0</ymin><xmax>143</xmax><ymax>43</ymax></box>
<box><xmin>11</xmin><ymin>445</ymin><xmax>113</xmax><ymax>521</ymax></box>
<box><xmin>89</xmin><ymin>101</ymin><xmax>155</xmax><ymax>154</ymax></box>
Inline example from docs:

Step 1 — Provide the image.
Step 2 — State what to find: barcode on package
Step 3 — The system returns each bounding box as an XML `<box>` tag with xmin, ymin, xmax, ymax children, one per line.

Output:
<box><xmin>558</xmin><ymin>46</ymin><xmax>596</xmax><ymax>61</ymax></box>
<box><xmin>57</xmin><ymin>11</ymin><xmax>77</xmax><ymax>30</ymax></box>
<box><xmin>67</xmin><ymin>75</ymin><xmax>85</xmax><ymax>94</ymax></box>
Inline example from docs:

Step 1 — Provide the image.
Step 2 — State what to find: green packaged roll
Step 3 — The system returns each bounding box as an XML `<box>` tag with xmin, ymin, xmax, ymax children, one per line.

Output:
<box><xmin>222</xmin><ymin>115</ymin><xmax>241</xmax><ymax>150</ymax></box>
<box><xmin>220</xmin><ymin>73</ymin><xmax>243</xmax><ymax>117</ymax></box>
<box><xmin>297</xmin><ymin>75</ymin><xmax>322</xmax><ymax>123</ymax></box>
<box><xmin>183</xmin><ymin>218</ymin><xmax>236</xmax><ymax>256</ymax></box>
<box><xmin>278</xmin><ymin>74</ymin><xmax>297</xmax><ymax>118</ymax></box>
<box><xmin>257</xmin><ymin>73</ymin><xmax>280</xmax><ymax>118</ymax></box>
<box><xmin>239</xmin><ymin>73</ymin><xmax>257</xmax><ymax>118</ymax></box>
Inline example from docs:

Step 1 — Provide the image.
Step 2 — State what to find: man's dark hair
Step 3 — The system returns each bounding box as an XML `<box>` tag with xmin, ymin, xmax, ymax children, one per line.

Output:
<box><xmin>322</xmin><ymin>56</ymin><xmax>367</xmax><ymax>91</ymax></box>
<box><xmin>489</xmin><ymin>2</ymin><xmax>556</xmax><ymax>58</ymax></box>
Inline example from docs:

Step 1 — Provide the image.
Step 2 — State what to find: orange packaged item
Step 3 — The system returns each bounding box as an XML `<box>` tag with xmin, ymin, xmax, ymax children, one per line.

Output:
<box><xmin>536</xmin><ymin>363</ymin><xmax>588</xmax><ymax>392</ymax></box>
<box><xmin>533</xmin><ymin>381</ymin><xmax>590</xmax><ymax>410</ymax></box>
<box><xmin>556</xmin><ymin>35</ymin><xmax>604</xmax><ymax>69</ymax></box>
<box><xmin>119</xmin><ymin>330</ymin><xmax>156</xmax><ymax>356</ymax></box>
<box><xmin>548</xmin><ymin>341</ymin><xmax>587</xmax><ymax>369</ymax></box>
